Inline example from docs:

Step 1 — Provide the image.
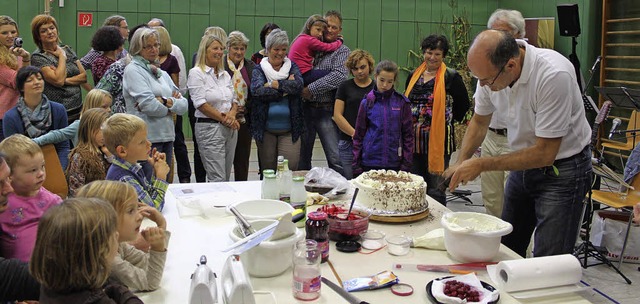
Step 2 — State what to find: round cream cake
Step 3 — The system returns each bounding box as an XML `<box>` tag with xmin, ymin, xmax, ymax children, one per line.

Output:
<box><xmin>352</xmin><ymin>170</ymin><xmax>427</xmax><ymax>216</ymax></box>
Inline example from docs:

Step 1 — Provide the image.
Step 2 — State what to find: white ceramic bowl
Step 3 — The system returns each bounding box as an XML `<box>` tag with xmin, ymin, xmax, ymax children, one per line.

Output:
<box><xmin>228</xmin><ymin>199</ymin><xmax>294</xmax><ymax>220</ymax></box>
<box><xmin>440</xmin><ymin>212</ymin><xmax>513</xmax><ymax>262</ymax></box>
<box><xmin>229</xmin><ymin>219</ymin><xmax>304</xmax><ymax>277</ymax></box>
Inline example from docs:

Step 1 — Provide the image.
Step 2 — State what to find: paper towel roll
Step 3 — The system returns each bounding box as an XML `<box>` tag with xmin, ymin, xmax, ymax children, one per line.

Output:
<box><xmin>492</xmin><ymin>254</ymin><xmax>582</xmax><ymax>292</ymax></box>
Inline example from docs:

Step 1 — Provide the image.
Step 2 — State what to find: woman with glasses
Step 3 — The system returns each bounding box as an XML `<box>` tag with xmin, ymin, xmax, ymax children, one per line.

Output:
<box><xmin>404</xmin><ymin>34</ymin><xmax>470</xmax><ymax>205</ymax></box>
<box><xmin>122</xmin><ymin>28</ymin><xmax>187</xmax><ymax>180</ymax></box>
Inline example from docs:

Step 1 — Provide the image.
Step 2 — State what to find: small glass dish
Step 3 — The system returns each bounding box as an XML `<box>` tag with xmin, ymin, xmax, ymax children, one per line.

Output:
<box><xmin>359</xmin><ymin>230</ymin><xmax>386</xmax><ymax>250</ymax></box>
<box><xmin>386</xmin><ymin>235</ymin><xmax>411</xmax><ymax>256</ymax></box>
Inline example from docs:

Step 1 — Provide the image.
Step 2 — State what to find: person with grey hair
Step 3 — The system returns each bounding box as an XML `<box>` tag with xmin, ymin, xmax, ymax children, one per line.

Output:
<box><xmin>224</xmin><ymin>31</ymin><xmax>255</xmax><ymax>181</ymax></box>
<box><xmin>80</xmin><ymin>15</ymin><xmax>129</xmax><ymax>71</ymax></box>
<box><xmin>478</xmin><ymin>9</ymin><xmax>526</xmax><ymax>218</ymax></box>
<box><xmin>250</xmin><ymin>29</ymin><xmax>304</xmax><ymax>172</ymax></box>
<box><xmin>187</xmin><ymin>34</ymin><xmax>239</xmax><ymax>182</ymax></box>
<box><xmin>445</xmin><ymin>30</ymin><xmax>592</xmax><ymax>258</ymax></box>
<box><xmin>123</xmin><ymin>27</ymin><xmax>188</xmax><ymax>180</ymax></box>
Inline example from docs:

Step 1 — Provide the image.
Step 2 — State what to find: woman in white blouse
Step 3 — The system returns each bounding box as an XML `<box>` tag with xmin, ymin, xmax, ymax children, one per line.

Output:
<box><xmin>187</xmin><ymin>34</ymin><xmax>239</xmax><ymax>182</ymax></box>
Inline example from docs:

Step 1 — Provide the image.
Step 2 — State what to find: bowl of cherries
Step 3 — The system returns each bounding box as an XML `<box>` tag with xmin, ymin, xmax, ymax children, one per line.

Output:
<box><xmin>317</xmin><ymin>204</ymin><xmax>370</xmax><ymax>241</ymax></box>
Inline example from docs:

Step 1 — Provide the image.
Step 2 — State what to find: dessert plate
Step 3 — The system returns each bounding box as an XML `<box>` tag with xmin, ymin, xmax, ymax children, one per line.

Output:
<box><xmin>426</xmin><ymin>276</ymin><xmax>499</xmax><ymax>304</ymax></box>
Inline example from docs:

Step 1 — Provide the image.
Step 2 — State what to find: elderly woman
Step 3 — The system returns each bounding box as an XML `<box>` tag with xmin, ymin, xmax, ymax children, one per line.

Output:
<box><xmin>90</xmin><ymin>26</ymin><xmax>125</xmax><ymax>84</ymax></box>
<box><xmin>404</xmin><ymin>34</ymin><xmax>470</xmax><ymax>205</ymax></box>
<box><xmin>224</xmin><ymin>31</ymin><xmax>255</xmax><ymax>181</ymax></box>
<box><xmin>123</xmin><ymin>27</ymin><xmax>187</xmax><ymax>176</ymax></box>
<box><xmin>250</xmin><ymin>29</ymin><xmax>304</xmax><ymax>171</ymax></box>
<box><xmin>0</xmin><ymin>15</ymin><xmax>31</xmax><ymax>141</ymax></box>
<box><xmin>333</xmin><ymin>49</ymin><xmax>375</xmax><ymax>179</ymax></box>
<box><xmin>153</xmin><ymin>26</ymin><xmax>180</xmax><ymax>87</ymax></box>
<box><xmin>3</xmin><ymin>66</ymin><xmax>69</xmax><ymax>168</ymax></box>
<box><xmin>187</xmin><ymin>34</ymin><xmax>239</xmax><ymax>182</ymax></box>
<box><xmin>30</xmin><ymin>14</ymin><xmax>88</xmax><ymax>123</ymax></box>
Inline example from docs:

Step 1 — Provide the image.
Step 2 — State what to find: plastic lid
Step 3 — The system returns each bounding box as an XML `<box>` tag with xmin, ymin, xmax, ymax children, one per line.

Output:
<box><xmin>391</xmin><ymin>283</ymin><xmax>414</xmax><ymax>296</ymax></box>
<box><xmin>335</xmin><ymin>240</ymin><xmax>361</xmax><ymax>253</ymax></box>
<box><xmin>293</xmin><ymin>176</ymin><xmax>305</xmax><ymax>182</ymax></box>
<box><xmin>264</xmin><ymin>173</ymin><xmax>276</xmax><ymax>179</ymax></box>
<box><xmin>262</xmin><ymin>169</ymin><xmax>275</xmax><ymax>175</ymax></box>
<box><xmin>307</xmin><ymin>211</ymin><xmax>327</xmax><ymax>220</ymax></box>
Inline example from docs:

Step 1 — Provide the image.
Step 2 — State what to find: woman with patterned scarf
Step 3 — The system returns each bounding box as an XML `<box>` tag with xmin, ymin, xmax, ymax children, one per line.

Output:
<box><xmin>224</xmin><ymin>31</ymin><xmax>255</xmax><ymax>181</ymax></box>
<box><xmin>123</xmin><ymin>28</ymin><xmax>188</xmax><ymax>181</ymax></box>
<box><xmin>2</xmin><ymin>66</ymin><xmax>69</xmax><ymax>168</ymax></box>
<box><xmin>404</xmin><ymin>34</ymin><xmax>470</xmax><ymax>205</ymax></box>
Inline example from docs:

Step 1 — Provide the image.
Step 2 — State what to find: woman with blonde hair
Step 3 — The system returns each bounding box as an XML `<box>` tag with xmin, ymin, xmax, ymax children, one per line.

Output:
<box><xmin>65</xmin><ymin>109</ymin><xmax>112</xmax><ymax>196</ymax></box>
<box><xmin>188</xmin><ymin>34</ymin><xmax>238</xmax><ymax>182</ymax></box>
<box><xmin>33</xmin><ymin>88</ymin><xmax>112</xmax><ymax>147</ymax></box>
<box><xmin>30</xmin><ymin>14</ymin><xmax>89</xmax><ymax>123</ymax></box>
<box><xmin>29</xmin><ymin>197</ymin><xmax>142</xmax><ymax>302</ymax></box>
<box><xmin>0</xmin><ymin>15</ymin><xmax>31</xmax><ymax>140</ymax></box>
<box><xmin>153</xmin><ymin>26</ymin><xmax>180</xmax><ymax>87</ymax></box>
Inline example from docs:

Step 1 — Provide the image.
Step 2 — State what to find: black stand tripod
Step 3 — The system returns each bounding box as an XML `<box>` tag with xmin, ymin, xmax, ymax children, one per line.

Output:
<box><xmin>573</xmin><ymin>190</ymin><xmax>632</xmax><ymax>284</ymax></box>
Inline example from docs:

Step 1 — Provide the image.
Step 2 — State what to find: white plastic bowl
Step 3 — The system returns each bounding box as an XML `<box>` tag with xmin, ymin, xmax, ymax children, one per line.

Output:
<box><xmin>441</xmin><ymin>212</ymin><xmax>513</xmax><ymax>262</ymax></box>
<box><xmin>228</xmin><ymin>199</ymin><xmax>294</xmax><ymax>220</ymax></box>
<box><xmin>229</xmin><ymin>219</ymin><xmax>304</xmax><ymax>277</ymax></box>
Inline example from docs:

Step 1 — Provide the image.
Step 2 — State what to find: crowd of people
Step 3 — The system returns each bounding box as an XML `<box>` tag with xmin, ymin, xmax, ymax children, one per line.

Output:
<box><xmin>0</xmin><ymin>7</ymin><xmax>605</xmax><ymax>302</ymax></box>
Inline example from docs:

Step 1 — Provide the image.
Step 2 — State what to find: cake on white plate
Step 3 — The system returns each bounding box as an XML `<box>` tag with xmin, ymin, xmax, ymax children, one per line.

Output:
<box><xmin>352</xmin><ymin>170</ymin><xmax>428</xmax><ymax>216</ymax></box>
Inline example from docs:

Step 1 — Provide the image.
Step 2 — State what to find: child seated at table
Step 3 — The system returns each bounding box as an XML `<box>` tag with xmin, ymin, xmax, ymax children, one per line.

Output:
<box><xmin>76</xmin><ymin>180</ymin><xmax>169</xmax><ymax>292</ymax></box>
<box><xmin>0</xmin><ymin>134</ymin><xmax>62</xmax><ymax>262</ymax></box>
<box><xmin>29</xmin><ymin>197</ymin><xmax>143</xmax><ymax>303</ymax></box>
<box><xmin>352</xmin><ymin>60</ymin><xmax>414</xmax><ymax>176</ymax></box>
<box><xmin>103</xmin><ymin>113</ymin><xmax>170</xmax><ymax>211</ymax></box>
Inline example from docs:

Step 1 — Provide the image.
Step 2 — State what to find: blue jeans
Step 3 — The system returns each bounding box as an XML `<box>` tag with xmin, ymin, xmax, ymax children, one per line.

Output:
<box><xmin>501</xmin><ymin>146</ymin><xmax>592</xmax><ymax>257</ymax></box>
<box><xmin>338</xmin><ymin>139</ymin><xmax>353</xmax><ymax>179</ymax></box>
<box><xmin>151</xmin><ymin>141</ymin><xmax>174</xmax><ymax>181</ymax></box>
<box><xmin>299</xmin><ymin>104</ymin><xmax>343</xmax><ymax>175</ymax></box>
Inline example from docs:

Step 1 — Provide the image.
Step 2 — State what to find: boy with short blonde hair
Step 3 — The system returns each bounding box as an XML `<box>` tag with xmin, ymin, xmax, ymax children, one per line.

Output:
<box><xmin>103</xmin><ymin>113</ymin><xmax>170</xmax><ymax>211</ymax></box>
<box><xmin>0</xmin><ymin>134</ymin><xmax>62</xmax><ymax>262</ymax></box>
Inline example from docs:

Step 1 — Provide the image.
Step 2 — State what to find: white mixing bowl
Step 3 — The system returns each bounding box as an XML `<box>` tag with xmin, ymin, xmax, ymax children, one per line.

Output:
<box><xmin>228</xmin><ymin>199</ymin><xmax>294</xmax><ymax>220</ymax></box>
<box><xmin>441</xmin><ymin>212</ymin><xmax>513</xmax><ymax>262</ymax></box>
<box><xmin>229</xmin><ymin>219</ymin><xmax>304</xmax><ymax>277</ymax></box>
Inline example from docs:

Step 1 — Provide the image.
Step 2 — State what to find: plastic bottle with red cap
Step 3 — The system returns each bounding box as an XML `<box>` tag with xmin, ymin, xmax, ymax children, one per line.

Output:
<box><xmin>306</xmin><ymin>211</ymin><xmax>330</xmax><ymax>263</ymax></box>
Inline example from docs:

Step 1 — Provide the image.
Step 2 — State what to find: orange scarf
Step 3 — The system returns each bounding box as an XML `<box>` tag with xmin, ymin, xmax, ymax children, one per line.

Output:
<box><xmin>404</xmin><ymin>62</ymin><xmax>446</xmax><ymax>173</ymax></box>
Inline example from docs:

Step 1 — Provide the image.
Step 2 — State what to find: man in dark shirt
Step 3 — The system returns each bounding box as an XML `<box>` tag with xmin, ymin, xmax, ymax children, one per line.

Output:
<box><xmin>0</xmin><ymin>153</ymin><xmax>40</xmax><ymax>302</ymax></box>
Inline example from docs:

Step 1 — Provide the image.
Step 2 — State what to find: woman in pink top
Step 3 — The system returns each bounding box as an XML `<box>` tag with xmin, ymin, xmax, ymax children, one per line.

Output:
<box><xmin>288</xmin><ymin>14</ymin><xmax>342</xmax><ymax>86</ymax></box>
<box><xmin>0</xmin><ymin>16</ymin><xmax>31</xmax><ymax>140</ymax></box>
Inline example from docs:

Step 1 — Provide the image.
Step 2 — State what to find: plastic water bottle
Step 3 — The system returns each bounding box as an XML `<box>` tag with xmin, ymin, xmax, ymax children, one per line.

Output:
<box><xmin>279</xmin><ymin>159</ymin><xmax>292</xmax><ymax>203</ymax></box>
<box><xmin>292</xmin><ymin>239</ymin><xmax>321</xmax><ymax>301</ymax></box>
<box><xmin>290</xmin><ymin>176</ymin><xmax>307</xmax><ymax>228</ymax></box>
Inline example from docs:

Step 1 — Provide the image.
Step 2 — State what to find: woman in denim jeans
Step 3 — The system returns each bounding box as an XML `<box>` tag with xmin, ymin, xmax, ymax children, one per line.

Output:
<box><xmin>333</xmin><ymin>49</ymin><xmax>374</xmax><ymax>179</ymax></box>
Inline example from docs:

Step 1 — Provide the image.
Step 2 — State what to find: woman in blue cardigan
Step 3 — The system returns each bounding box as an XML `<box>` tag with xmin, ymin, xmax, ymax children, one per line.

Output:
<box><xmin>2</xmin><ymin>66</ymin><xmax>69</xmax><ymax>169</ymax></box>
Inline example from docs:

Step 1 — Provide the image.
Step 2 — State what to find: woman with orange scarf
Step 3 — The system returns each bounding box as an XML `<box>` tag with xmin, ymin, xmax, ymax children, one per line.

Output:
<box><xmin>404</xmin><ymin>35</ymin><xmax>470</xmax><ymax>205</ymax></box>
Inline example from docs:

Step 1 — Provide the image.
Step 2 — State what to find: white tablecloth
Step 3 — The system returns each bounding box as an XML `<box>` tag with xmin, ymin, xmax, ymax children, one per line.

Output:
<box><xmin>136</xmin><ymin>181</ymin><xmax>598</xmax><ymax>303</ymax></box>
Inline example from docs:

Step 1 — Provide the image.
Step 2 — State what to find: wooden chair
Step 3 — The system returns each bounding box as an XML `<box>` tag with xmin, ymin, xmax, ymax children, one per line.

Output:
<box><xmin>601</xmin><ymin>110</ymin><xmax>640</xmax><ymax>160</ymax></box>
<box><xmin>590</xmin><ymin>171</ymin><xmax>640</xmax><ymax>268</ymax></box>
<box><xmin>41</xmin><ymin>144</ymin><xmax>68</xmax><ymax>199</ymax></box>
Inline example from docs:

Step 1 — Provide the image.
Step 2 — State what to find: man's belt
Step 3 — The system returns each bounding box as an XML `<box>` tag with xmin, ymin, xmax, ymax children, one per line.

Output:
<box><xmin>488</xmin><ymin>127</ymin><xmax>507</xmax><ymax>136</ymax></box>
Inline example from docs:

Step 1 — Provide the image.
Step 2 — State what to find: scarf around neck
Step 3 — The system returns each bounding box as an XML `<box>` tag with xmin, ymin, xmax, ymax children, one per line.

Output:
<box><xmin>227</xmin><ymin>57</ymin><xmax>248</xmax><ymax>106</ymax></box>
<box><xmin>404</xmin><ymin>61</ymin><xmax>447</xmax><ymax>174</ymax></box>
<box><xmin>260</xmin><ymin>57</ymin><xmax>292</xmax><ymax>83</ymax></box>
<box><xmin>17</xmin><ymin>95</ymin><xmax>52</xmax><ymax>138</ymax></box>
<box><xmin>133</xmin><ymin>55</ymin><xmax>162</xmax><ymax>79</ymax></box>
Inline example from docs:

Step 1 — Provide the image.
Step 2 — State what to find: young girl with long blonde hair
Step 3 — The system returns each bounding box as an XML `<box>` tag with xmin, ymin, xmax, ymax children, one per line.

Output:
<box><xmin>65</xmin><ymin>108</ymin><xmax>111</xmax><ymax>196</ymax></box>
<box><xmin>75</xmin><ymin>180</ymin><xmax>169</xmax><ymax>291</ymax></box>
<box><xmin>29</xmin><ymin>197</ymin><xmax>142</xmax><ymax>302</ymax></box>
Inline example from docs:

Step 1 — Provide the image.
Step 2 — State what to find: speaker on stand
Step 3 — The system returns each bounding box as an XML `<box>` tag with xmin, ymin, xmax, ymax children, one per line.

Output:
<box><xmin>557</xmin><ymin>4</ymin><xmax>583</xmax><ymax>92</ymax></box>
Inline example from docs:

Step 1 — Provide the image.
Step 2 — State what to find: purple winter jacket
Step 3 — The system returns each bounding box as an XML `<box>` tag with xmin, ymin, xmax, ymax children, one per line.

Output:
<box><xmin>352</xmin><ymin>87</ymin><xmax>414</xmax><ymax>174</ymax></box>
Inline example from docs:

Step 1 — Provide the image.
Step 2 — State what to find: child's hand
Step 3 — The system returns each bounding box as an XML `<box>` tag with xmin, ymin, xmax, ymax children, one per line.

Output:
<box><xmin>138</xmin><ymin>203</ymin><xmax>167</xmax><ymax>229</ymax></box>
<box><xmin>147</xmin><ymin>147</ymin><xmax>158</xmax><ymax>164</ymax></box>
<box><xmin>153</xmin><ymin>158</ymin><xmax>170</xmax><ymax>181</ymax></box>
<box><xmin>141</xmin><ymin>227</ymin><xmax>166</xmax><ymax>252</ymax></box>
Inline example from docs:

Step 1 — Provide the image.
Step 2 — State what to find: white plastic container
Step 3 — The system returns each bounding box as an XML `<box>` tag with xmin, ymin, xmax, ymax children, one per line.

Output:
<box><xmin>229</xmin><ymin>219</ymin><xmax>305</xmax><ymax>277</ymax></box>
<box><xmin>441</xmin><ymin>212</ymin><xmax>513</xmax><ymax>262</ymax></box>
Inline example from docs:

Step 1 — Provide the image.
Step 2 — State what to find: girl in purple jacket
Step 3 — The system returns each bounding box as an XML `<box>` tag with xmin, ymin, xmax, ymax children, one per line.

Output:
<box><xmin>352</xmin><ymin>60</ymin><xmax>414</xmax><ymax>176</ymax></box>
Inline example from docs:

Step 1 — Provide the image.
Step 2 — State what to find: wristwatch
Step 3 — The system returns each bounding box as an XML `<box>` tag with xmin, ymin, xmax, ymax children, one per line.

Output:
<box><xmin>161</xmin><ymin>97</ymin><xmax>168</xmax><ymax>106</ymax></box>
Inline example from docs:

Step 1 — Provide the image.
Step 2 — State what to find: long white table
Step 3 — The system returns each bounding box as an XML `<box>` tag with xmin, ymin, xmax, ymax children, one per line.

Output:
<box><xmin>137</xmin><ymin>181</ymin><xmax>600</xmax><ymax>303</ymax></box>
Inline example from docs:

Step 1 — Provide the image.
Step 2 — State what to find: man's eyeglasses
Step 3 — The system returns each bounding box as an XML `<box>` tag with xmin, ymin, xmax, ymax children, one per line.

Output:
<box><xmin>472</xmin><ymin>61</ymin><xmax>507</xmax><ymax>86</ymax></box>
